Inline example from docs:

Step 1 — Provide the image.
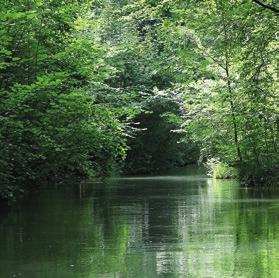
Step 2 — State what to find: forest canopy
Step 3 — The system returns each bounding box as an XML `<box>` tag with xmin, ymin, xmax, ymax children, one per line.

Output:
<box><xmin>0</xmin><ymin>0</ymin><xmax>278</xmax><ymax>201</ymax></box>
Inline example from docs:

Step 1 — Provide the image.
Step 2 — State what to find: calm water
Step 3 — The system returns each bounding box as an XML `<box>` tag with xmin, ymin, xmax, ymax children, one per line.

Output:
<box><xmin>0</xmin><ymin>167</ymin><xmax>278</xmax><ymax>278</ymax></box>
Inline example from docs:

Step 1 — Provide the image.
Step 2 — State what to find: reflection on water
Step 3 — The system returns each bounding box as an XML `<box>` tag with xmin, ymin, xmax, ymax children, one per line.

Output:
<box><xmin>0</xmin><ymin>167</ymin><xmax>278</xmax><ymax>277</ymax></box>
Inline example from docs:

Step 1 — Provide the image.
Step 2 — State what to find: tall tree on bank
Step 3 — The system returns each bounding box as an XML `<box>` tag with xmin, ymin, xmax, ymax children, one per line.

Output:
<box><xmin>174</xmin><ymin>0</ymin><xmax>278</xmax><ymax>182</ymax></box>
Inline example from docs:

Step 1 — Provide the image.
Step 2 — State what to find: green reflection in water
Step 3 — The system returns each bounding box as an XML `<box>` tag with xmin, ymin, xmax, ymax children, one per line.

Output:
<box><xmin>0</xmin><ymin>168</ymin><xmax>278</xmax><ymax>277</ymax></box>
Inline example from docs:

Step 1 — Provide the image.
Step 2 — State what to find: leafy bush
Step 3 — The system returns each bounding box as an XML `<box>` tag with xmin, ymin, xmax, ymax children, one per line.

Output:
<box><xmin>206</xmin><ymin>158</ymin><xmax>238</xmax><ymax>179</ymax></box>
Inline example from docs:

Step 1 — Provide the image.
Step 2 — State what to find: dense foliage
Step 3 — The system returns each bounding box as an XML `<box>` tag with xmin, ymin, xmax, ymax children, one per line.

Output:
<box><xmin>0</xmin><ymin>0</ymin><xmax>278</xmax><ymax>201</ymax></box>
<box><xmin>175</xmin><ymin>0</ymin><xmax>279</xmax><ymax>185</ymax></box>
<box><xmin>0</xmin><ymin>0</ymin><xmax>129</xmax><ymax>200</ymax></box>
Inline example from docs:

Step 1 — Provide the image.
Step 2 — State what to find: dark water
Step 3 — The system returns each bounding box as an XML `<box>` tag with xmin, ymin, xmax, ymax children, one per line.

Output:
<box><xmin>0</xmin><ymin>167</ymin><xmax>278</xmax><ymax>278</ymax></box>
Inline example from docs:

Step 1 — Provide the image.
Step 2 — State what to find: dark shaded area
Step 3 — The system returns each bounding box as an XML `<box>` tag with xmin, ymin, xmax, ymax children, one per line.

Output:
<box><xmin>124</xmin><ymin>100</ymin><xmax>199</xmax><ymax>175</ymax></box>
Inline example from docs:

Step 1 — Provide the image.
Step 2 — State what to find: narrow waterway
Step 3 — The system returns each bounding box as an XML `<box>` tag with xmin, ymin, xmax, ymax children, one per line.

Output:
<box><xmin>0</xmin><ymin>167</ymin><xmax>278</xmax><ymax>277</ymax></box>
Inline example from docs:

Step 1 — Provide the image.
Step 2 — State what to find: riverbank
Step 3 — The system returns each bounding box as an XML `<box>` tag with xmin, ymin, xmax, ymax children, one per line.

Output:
<box><xmin>239</xmin><ymin>166</ymin><xmax>279</xmax><ymax>189</ymax></box>
<box><xmin>207</xmin><ymin>159</ymin><xmax>278</xmax><ymax>189</ymax></box>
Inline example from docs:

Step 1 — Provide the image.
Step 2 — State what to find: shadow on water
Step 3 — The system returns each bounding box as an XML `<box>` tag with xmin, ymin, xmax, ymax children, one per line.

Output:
<box><xmin>0</xmin><ymin>166</ymin><xmax>278</xmax><ymax>277</ymax></box>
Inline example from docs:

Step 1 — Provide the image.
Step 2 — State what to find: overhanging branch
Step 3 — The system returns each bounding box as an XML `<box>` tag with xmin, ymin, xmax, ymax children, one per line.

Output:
<box><xmin>252</xmin><ymin>0</ymin><xmax>279</xmax><ymax>14</ymax></box>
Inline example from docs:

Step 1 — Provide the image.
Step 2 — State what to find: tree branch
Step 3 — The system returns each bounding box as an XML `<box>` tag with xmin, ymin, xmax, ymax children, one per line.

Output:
<box><xmin>252</xmin><ymin>0</ymin><xmax>279</xmax><ymax>14</ymax></box>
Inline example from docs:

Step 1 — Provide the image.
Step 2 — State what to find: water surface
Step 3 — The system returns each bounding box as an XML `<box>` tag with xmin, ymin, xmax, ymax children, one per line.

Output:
<box><xmin>0</xmin><ymin>167</ymin><xmax>278</xmax><ymax>277</ymax></box>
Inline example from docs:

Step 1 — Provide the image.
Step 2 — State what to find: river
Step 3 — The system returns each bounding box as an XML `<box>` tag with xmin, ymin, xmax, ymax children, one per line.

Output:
<box><xmin>0</xmin><ymin>166</ymin><xmax>278</xmax><ymax>277</ymax></box>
